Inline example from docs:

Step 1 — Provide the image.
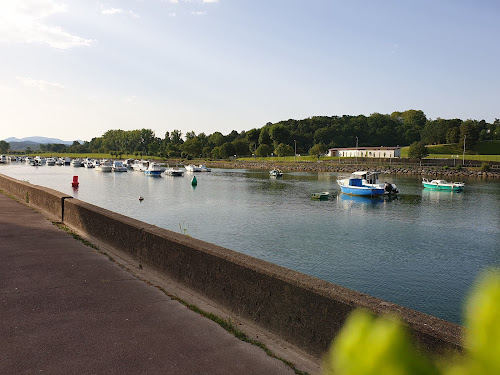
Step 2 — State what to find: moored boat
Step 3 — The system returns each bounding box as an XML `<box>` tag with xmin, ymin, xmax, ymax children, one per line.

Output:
<box><xmin>422</xmin><ymin>178</ymin><xmax>464</xmax><ymax>191</ymax></box>
<box><xmin>112</xmin><ymin>161</ymin><xmax>128</xmax><ymax>172</ymax></box>
<box><xmin>96</xmin><ymin>160</ymin><xmax>112</xmax><ymax>172</ymax></box>
<box><xmin>185</xmin><ymin>164</ymin><xmax>201</xmax><ymax>172</ymax></box>
<box><xmin>132</xmin><ymin>160</ymin><xmax>149</xmax><ymax>172</ymax></box>
<box><xmin>337</xmin><ymin>171</ymin><xmax>398</xmax><ymax>196</ymax></box>
<box><xmin>269</xmin><ymin>168</ymin><xmax>283</xmax><ymax>177</ymax></box>
<box><xmin>145</xmin><ymin>162</ymin><xmax>163</xmax><ymax>176</ymax></box>
<box><xmin>164</xmin><ymin>166</ymin><xmax>184</xmax><ymax>176</ymax></box>
<box><xmin>311</xmin><ymin>192</ymin><xmax>330</xmax><ymax>200</ymax></box>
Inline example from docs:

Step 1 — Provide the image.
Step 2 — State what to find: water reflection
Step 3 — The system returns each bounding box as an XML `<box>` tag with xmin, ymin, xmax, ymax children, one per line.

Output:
<box><xmin>421</xmin><ymin>188</ymin><xmax>465</xmax><ymax>202</ymax></box>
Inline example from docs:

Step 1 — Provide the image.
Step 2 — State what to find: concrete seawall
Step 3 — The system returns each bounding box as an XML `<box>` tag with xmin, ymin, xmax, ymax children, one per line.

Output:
<box><xmin>0</xmin><ymin>174</ymin><xmax>71</xmax><ymax>222</ymax></box>
<box><xmin>0</xmin><ymin>173</ymin><xmax>463</xmax><ymax>359</ymax></box>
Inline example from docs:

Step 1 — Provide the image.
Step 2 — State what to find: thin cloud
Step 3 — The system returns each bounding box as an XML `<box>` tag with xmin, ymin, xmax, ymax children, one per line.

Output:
<box><xmin>203</xmin><ymin>0</ymin><xmax>219</xmax><ymax>3</ymax></box>
<box><xmin>0</xmin><ymin>0</ymin><xmax>93</xmax><ymax>49</ymax></box>
<box><xmin>101</xmin><ymin>7</ymin><xmax>124</xmax><ymax>15</ymax></box>
<box><xmin>191</xmin><ymin>11</ymin><xmax>207</xmax><ymax>16</ymax></box>
<box><xmin>100</xmin><ymin>5</ymin><xmax>140</xmax><ymax>18</ymax></box>
<box><xmin>16</xmin><ymin>76</ymin><xmax>65</xmax><ymax>91</ymax></box>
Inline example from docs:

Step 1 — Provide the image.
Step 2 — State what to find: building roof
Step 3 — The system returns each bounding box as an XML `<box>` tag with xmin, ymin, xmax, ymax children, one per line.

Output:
<box><xmin>328</xmin><ymin>146</ymin><xmax>401</xmax><ymax>151</ymax></box>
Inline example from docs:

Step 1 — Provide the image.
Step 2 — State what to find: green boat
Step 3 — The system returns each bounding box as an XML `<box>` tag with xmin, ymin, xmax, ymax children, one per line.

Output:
<box><xmin>422</xmin><ymin>178</ymin><xmax>465</xmax><ymax>191</ymax></box>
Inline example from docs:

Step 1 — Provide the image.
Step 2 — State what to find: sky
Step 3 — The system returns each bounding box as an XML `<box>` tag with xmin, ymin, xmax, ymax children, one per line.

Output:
<box><xmin>1</xmin><ymin>0</ymin><xmax>499</xmax><ymax>142</ymax></box>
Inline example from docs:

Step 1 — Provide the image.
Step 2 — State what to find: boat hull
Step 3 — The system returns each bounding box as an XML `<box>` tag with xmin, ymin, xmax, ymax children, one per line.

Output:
<box><xmin>145</xmin><ymin>170</ymin><xmax>162</xmax><ymax>176</ymax></box>
<box><xmin>339</xmin><ymin>186</ymin><xmax>385</xmax><ymax>196</ymax></box>
<box><xmin>422</xmin><ymin>183</ymin><xmax>464</xmax><ymax>191</ymax></box>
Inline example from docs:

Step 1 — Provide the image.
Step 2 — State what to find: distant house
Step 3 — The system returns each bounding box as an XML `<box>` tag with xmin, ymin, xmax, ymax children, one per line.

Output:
<box><xmin>328</xmin><ymin>146</ymin><xmax>401</xmax><ymax>158</ymax></box>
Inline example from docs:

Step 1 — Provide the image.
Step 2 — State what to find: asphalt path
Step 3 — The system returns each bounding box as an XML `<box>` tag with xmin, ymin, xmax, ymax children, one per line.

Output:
<box><xmin>0</xmin><ymin>192</ymin><xmax>298</xmax><ymax>375</ymax></box>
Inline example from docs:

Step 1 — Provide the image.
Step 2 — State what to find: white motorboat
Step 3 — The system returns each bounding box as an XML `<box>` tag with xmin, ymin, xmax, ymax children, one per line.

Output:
<box><xmin>185</xmin><ymin>164</ymin><xmax>211</xmax><ymax>172</ymax></box>
<box><xmin>164</xmin><ymin>166</ymin><xmax>184</xmax><ymax>176</ymax></box>
<box><xmin>96</xmin><ymin>160</ymin><xmax>112</xmax><ymax>172</ymax></box>
<box><xmin>46</xmin><ymin>157</ymin><xmax>56</xmax><ymax>166</ymax></box>
<box><xmin>34</xmin><ymin>156</ymin><xmax>46</xmax><ymax>165</ymax></box>
<box><xmin>145</xmin><ymin>162</ymin><xmax>163</xmax><ymax>176</ymax></box>
<box><xmin>132</xmin><ymin>160</ymin><xmax>149</xmax><ymax>172</ymax></box>
<box><xmin>112</xmin><ymin>161</ymin><xmax>128</xmax><ymax>172</ymax></box>
<box><xmin>123</xmin><ymin>159</ymin><xmax>135</xmax><ymax>169</ymax></box>
<box><xmin>269</xmin><ymin>169</ymin><xmax>283</xmax><ymax>177</ymax></box>
<box><xmin>185</xmin><ymin>164</ymin><xmax>201</xmax><ymax>172</ymax></box>
<box><xmin>70</xmin><ymin>158</ymin><xmax>83</xmax><ymax>167</ymax></box>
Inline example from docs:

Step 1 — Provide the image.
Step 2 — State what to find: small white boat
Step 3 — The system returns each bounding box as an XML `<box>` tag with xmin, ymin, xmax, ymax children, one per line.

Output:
<box><xmin>199</xmin><ymin>164</ymin><xmax>211</xmax><ymax>172</ymax></box>
<box><xmin>164</xmin><ymin>166</ymin><xmax>184</xmax><ymax>176</ymax></box>
<box><xmin>311</xmin><ymin>192</ymin><xmax>330</xmax><ymax>200</ymax></box>
<box><xmin>96</xmin><ymin>160</ymin><xmax>112</xmax><ymax>172</ymax></box>
<box><xmin>70</xmin><ymin>158</ymin><xmax>82</xmax><ymax>167</ymax></box>
<box><xmin>123</xmin><ymin>159</ymin><xmax>135</xmax><ymax>169</ymax></box>
<box><xmin>83</xmin><ymin>158</ymin><xmax>94</xmax><ymax>168</ymax></box>
<box><xmin>185</xmin><ymin>164</ymin><xmax>201</xmax><ymax>172</ymax></box>
<box><xmin>269</xmin><ymin>169</ymin><xmax>283</xmax><ymax>177</ymax></box>
<box><xmin>55</xmin><ymin>157</ymin><xmax>64</xmax><ymax>166</ymax></box>
<box><xmin>422</xmin><ymin>178</ymin><xmax>464</xmax><ymax>192</ymax></box>
<box><xmin>112</xmin><ymin>161</ymin><xmax>128</xmax><ymax>172</ymax></box>
<box><xmin>145</xmin><ymin>162</ymin><xmax>163</xmax><ymax>176</ymax></box>
<box><xmin>46</xmin><ymin>157</ymin><xmax>56</xmax><ymax>166</ymax></box>
<box><xmin>132</xmin><ymin>160</ymin><xmax>149</xmax><ymax>172</ymax></box>
<box><xmin>34</xmin><ymin>156</ymin><xmax>46</xmax><ymax>165</ymax></box>
<box><xmin>0</xmin><ymin>155</ymin><xmax>7</xmax><ymax>163</ymax></box>
<box><xmin>185</xmin><ymin>164</ymin><xmax>211</xmax><ymax>172</ymax></box>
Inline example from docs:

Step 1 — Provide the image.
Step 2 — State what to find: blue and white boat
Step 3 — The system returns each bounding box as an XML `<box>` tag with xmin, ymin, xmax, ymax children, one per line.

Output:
<box><xmin>337</xmin><ymin>171</ymin><xmax>399</xmax><ymax>196</ymax></box>
<box><xmin>145</xmin><ymin>162</ymin><xmax>163</xmax><ymax>176</ymax></box>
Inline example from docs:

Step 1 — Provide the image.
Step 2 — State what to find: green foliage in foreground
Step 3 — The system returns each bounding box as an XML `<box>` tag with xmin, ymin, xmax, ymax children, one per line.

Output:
<box><xmin>322</xmin><ymin>269</ymin><xmax>500</xmax><ymax>375</ymax></box>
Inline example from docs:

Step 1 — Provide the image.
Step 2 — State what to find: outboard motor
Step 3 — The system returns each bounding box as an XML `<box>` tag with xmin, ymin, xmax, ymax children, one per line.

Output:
<box><xmin>384</xmin><ymin>182</ymin><xmax>392</xmax><ymax>194</ymax></box>
<box><xmin>384</xmin><ymin>182</ymin><xmax>399</xmax><ymax>195</ymax></box>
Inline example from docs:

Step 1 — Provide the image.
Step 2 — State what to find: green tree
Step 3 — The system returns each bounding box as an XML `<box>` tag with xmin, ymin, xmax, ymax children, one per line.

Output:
<box><xmin>275</xmin><ymin>143</ymin><xmax>294</xmax><ymax>158</ymax></box>
<box><xmin>446</xmin><ymin>127</ymin><xmax>460</xmax><ymax>144</ymax></box>
<box><xmin>181</xmin><ymin>137</ymin><xmax>203</xmax><ymax>158</ymax></box>
<box><xmin>408</xmin><ymin>141</ymin><xmax>429</xmax><ymax>165</ymax></box>
<box><xmin>245</xmin><ymin>128</ymin><xmax>260</xmax><ymax>147</ymax></box>
<box><xmin>309</xmin><ymin>143</ymin><xmax>328</xmax><ymax>160</ymax></box>
<box><xmin>258</xmin><ymin>126</ymin><xmax>272</xmax><ymax>146</ymax></box>
<box><xmin>460</xmin><ymin>120</ymin><xmax>479</xmax><ymax>150</ymax></box>
<box><xmin>219</xmin><ymin>142</ymin><xmax>236</xmax><ymax>159</ymax></box>
<box><xmin>255</xmin><ymin>144</ymin><xmax>271</xmax><ymax>157</ymax></box>
<box><xmin>208</xmin><ymin>132</ymin><xmax>226</xmax><ymax>148</ymax></box>
<box><xmin>232</xmin><ymin>139</ymin><xmax>250</xmax><ymax>157</ymax></box>
<box><xmin>269</xmin><ymin>124</ymin><xmax>291</xmax><ymax>147</ymax></box>
<box><xmin>0</xmin><ymin>140</ymin><xmax>10</xmax><ymax>153</ymax></box>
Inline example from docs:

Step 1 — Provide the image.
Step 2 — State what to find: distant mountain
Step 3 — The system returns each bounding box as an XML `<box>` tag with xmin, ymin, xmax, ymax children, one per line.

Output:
<box><xmin>3</xmin><ymin>136</ymin><xmax>77</xmax><ymax>145</ymax></box>
<box><xmin>6</xmin><ymin>141</ymin><xmax>42</xmax><ymax>152</ymax></box>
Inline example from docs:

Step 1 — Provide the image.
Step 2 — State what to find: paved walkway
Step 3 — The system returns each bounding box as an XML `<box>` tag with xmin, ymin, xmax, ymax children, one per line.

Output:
<box><xmin>0</xmin><ymin>192</ymin><xmax>298</xmax><ymax>375</ymax></box>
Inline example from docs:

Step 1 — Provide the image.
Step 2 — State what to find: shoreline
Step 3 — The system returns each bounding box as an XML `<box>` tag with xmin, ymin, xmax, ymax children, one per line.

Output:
<box><xmin>205</xmin><ymin>160</ymin><xmax>500</xmax><ymax>179</ymax></box>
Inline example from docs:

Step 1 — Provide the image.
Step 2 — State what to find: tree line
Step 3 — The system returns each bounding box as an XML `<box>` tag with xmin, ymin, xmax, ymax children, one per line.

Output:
<box><xmin>3</xmin><ymin>110</ymin><xmax>499</xmax><ymax>158</ymax></box>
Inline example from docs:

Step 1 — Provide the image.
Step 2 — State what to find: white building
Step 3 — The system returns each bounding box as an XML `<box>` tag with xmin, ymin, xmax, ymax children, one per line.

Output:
<box><xmin>328</xmin><ymin>146</ymin><xmax>401</xmax><ymax>158</ymax></box>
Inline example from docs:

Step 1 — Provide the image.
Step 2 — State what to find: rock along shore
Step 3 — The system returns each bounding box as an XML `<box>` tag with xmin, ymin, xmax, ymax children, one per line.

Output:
<box><xmin>205</xmin><ymin>160</ymin><xmax>499</xmax><ymax>179</ymax></box>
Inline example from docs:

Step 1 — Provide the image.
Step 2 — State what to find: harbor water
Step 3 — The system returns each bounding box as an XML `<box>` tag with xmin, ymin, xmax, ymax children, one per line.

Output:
<box><xmin>1</xmin><ymin>162</ymin><xmax>499</xmax><ymax>324</ymax></box>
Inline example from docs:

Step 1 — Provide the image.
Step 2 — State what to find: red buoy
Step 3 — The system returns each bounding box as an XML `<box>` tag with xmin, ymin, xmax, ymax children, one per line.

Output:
<box><xmin>71</xmin><ymin>176</ymin><xmax>79</xmax><ymax>188</ymax></box>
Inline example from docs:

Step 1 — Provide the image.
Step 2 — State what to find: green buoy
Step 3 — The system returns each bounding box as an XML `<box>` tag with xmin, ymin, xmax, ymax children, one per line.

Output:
<box><xmin>191</xmin><ymin>175</ymin><xmax>197</xmax><ymax>186</ymax></box>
